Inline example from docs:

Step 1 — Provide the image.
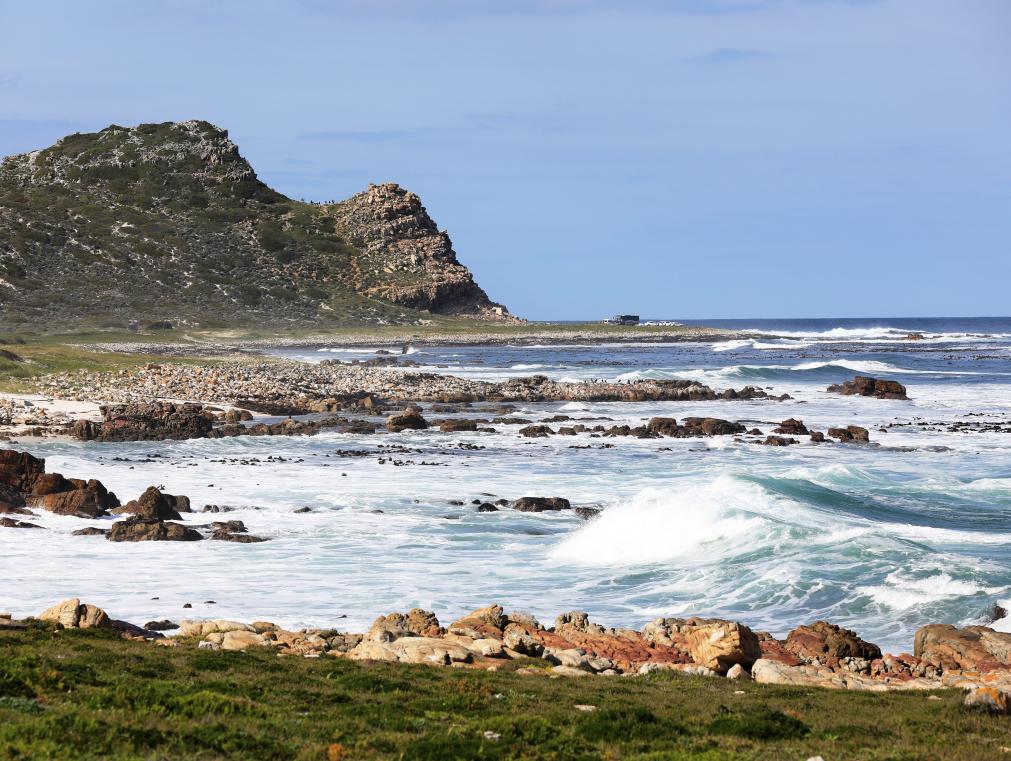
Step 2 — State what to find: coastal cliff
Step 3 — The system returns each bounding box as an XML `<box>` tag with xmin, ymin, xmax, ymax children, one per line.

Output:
<box><xmin>0</xmin><ymin>120</ymin><xmax>509</xmax><ymax>329</ymax></box>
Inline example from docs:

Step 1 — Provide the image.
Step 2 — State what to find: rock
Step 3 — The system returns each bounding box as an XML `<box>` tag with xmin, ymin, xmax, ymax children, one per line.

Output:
<box><xmin>365</xmin><ymin>609</ymin><xmax>443</xmax><ymax>642</ymax></box>
<box><xmin>685</xmin><ymin>620</ymin><xmax>762</xmax><ymax>674</ymax></box>
<box><xmin>646</xmin><ymin>417</ymin><xmax>680</xmax><ymax>436</ymax></box>
<box><xmin>726</xmin><ymin>663</ymin><xmax>748</xmax><ymax>680</ymax></box>
<box><xmin>826</xmin><ymin>376</ymin><xmax>908</xmax><ymax>400</ymax></box>
<box><xmin>29</xmin><ymin>482</ymin><xmax>119</xmax><ymax>518</ymax></box>
<box><xmin>476</xmin><ymin>502</ymin><xmax>498</xmax><ymax>512</ymax></box>
<box><xmin>111</xmin><ymin>486</ymin><xmax>183</xmax><ymax>520</ymax></box>
<box><xmin>809</xmin><ymin>431</ymin><xmax>826</xmax><ymax>443</ymax></box>
<box><xmin>786</xmin><ymin>621</ymin><xmax>882</xmax><ymax>665</ymax></box>
<box><xmin>964</xmin><ymin>687</ymin><xmax>1010</xmax><ymax>714</ymax></box>
<box><xmin>0</xmin><ymin>517</ymin><xmax>42</xmax><ymax>529</ymax></box>
<box><xmin>73</xmin><ymin>402</ymin><xmax>215</xmax><ymax>442</ymax></box>
<box><xmin>38</xmin><ymin>598</ymin><xmax>111</xmax><ymax>629</ymax></box>
<box><xmin>107</xmin><ymin>518</ymin><xmax>203</xmax><ymax>542</ymax></box>
<box><xmin>513</xmin><ymin>496</ymin><xmax>571</xmax><ymax>512</ymax></box>
<box><xmin>518</xmin><ymin>425</ymin><xmax>554</xmax><ymax>437</ymax></box>
<box><xmin>349</xmin><ymin>636</ymin><xmax>474</xmax><ymax>665</ymax></box>
<box><xmin>448</xmin><ymin>605</ymin><xmax>507</xmax><ymax>639</ymax></box>
<box><xmin>914</xmin><ymin>624</ymin><xmax>1011</xmax><ymax>671</ymax></box>
<box><xmin>773</xmin><ymin>418</ymin><xmax>808</xmax><ymax>435</ymax></box>
<box><xmin>828</xmin><ymin>425</ymin><xmax>870</xmax><ymax>443</ymax></box>
<box><xmin>178</xmin><ymin>620</ymin><xmax>256</xmax><ymax>637</ymax></box>
<box><xmin>72</xmin><ymin>526</ymin><xmax>108</xmax><ymax>536</ymax></box>
<box><xmin>681</xmin><ymin>418</ymin><xmax>746</xmax><ymax>436</ymax></box>
<box><xmin>574</xmin><ymin>507</ymin><xmax>602</xmax><ymax>520</ymax></box>
<box><xmin>212</xmin><ymin>630</ymin><xmax>268</xmax><ymax>651</ymax></box>
<box><xmin>386</xmin><ymin>410</ymin><xmax>428</xmax><ymax>432</ymax></box>
<box><xmin>438</xmin><ymin>419</ymin><xmax>478</xmax><ymax>432</ymax></box>
<box><xmin>144</xmin><ymin>620</ymin><xmax>179</xmax><ymax>631</ymax></box>
<box><xmin>761</xmin><ymin>435</ymin><xmax>797</xmax><ymax>446</ymax></box>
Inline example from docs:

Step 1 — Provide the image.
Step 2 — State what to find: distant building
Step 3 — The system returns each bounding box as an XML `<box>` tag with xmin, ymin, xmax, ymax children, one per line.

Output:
<box><xmin>601</xmin><ymin>314</ymin><xmax>640</xmax><ymax>325</ymax></box>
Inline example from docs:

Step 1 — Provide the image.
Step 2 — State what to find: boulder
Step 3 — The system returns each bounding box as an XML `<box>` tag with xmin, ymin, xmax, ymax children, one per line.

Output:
<box><xmin>773</xmin><ymin>418</ymin><xmax>808</xmax><ymax>435</ymax></box>
<box><xmin>518</xmin><ymin>425</ymin><xmax>554</xmax><ymax>437</ymax></box>
<box><xmin>513</xmin><ymin>496</ymin><xmax>571</xmax><ymax>512</ymax></box>
<box><xmin>365</xmin><ymin>608</ymin><xmax>443</xmax><ymax>642</ymax></box>
<box><xmin>964</xmin><ymin>687</ymin><xmax>1010</xmax><ymax>714</ymax></box>
<box><xmin>685</xmin><ymin>620</ymin><xmax>762</xmax><ymax>674</ymax></box>
<box><xmin>448</xmin><ymin>605</ymin><xmax>507</xmax><ymax>639</ymax></box>
<box><xmin>73</xmin><ymin>402</ymin><xmax>215</xmax><ymax>442</ymax></box>
<box><xmin>646</xmin><ymin>417</ymin><xmax>680</xmax><ymax>436</ymax></box>
<box><xmin>914</xmin><ymin>624</ymin><xmax>1011</xmax><ymax>672</ymax></box>
<box><xmin>681</xmin><ymin>418</ymin><xmax>746</xmax><ymax>436</ymax></box>
<box><xmin>107</xmin><ymin>518</ymin><xmax>203</xmax><ymax>542</ymax></box>
<box><xmin>761</xmin><ymin>436</ymin><xmax>797</xmax><ymax>446</ymax></box>
<box><xmin>385</xmin><ymin>410</ymin><xmax>428</xmax><ymax>432</ymax></box>
<box><xmin>349</xmin><ymin>636</ymin><xmax>473</xmax><ymax>665</ymax></box>
<box><xmin>38</xmin><ymin>598</ymin><xmax>111</xmax><ymax>629</ymax></box>
<box><xmin>438</xmin><ymin>419</ymin><xmax>478</xmax><ymax>432</ymax></box>
<box><xmin>111</xmin><ymin>486</ymin><xmax>182</xmax><ymax>520</ymax></box>
<box><xmin>826</xmin><ymin>376</ymin><xmax>908</xmax><ymax>400</ymax></box>
<box><xmin>29</xmin><ymin>482</ymin><xmax>118</xmax><ymax>518</ymax></box>
<box><xmin>0</xmin><ymin>517</ymin><xmax>42</xmax><ymax>529</ymax></box>
<box><xmin>785</xmin><ymin>621</ymin><xmax>882</xmax><ymax>665</ymax></box>
<box><xmin>828</xmin><ymin>426</ymin><xmax>870</xmax><ymax>443</ymax></box>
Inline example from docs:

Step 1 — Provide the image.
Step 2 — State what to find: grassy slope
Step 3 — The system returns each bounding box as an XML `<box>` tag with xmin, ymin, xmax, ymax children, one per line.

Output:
<box><xmin>1</xmin><ymin>628</ymin><xmax>1008</xmax><ymax>760</ymax></box>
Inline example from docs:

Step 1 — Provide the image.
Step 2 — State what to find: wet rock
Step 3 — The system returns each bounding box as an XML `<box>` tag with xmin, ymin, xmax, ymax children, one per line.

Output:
<box><xmin>73</xmin><ymin>402</ymin><xmax>215</xmax><ymax>442</ymax></box>
<box><xmin>828</xmin><ymin>426</ymin><xmax>870</xmax><ymax>443</ymax></box>
<box><xmin>0</xmin><ymin>517</ymin><xmax>42</xmax><ymax>529</ymax></box>
<box><xmin>72</xmin><ymin>526</ymin><xmax>108</xmax><ymax>536</ymax></box>
<box><xmin>518</xmin><ymin>424</ymin><xmax>554</xmax><ymax>437</ymax></box>
<box><xmin>476</xmin><ymin>502</ymin><xmax>499</xmax><ymax>512</ymax></box>
<box><xmin>107</xmin><ymin>518</ymin><xmax>203</xmax><ymax>542</ymax></box>
<box><xmin>827</xmin><ymin>375</ymin><xmax>908</xmax><ymax>400</ymax></box>
<box><xmin>773</xmin><ymin>418</ymin><xmax>808</xmax><ymax>435</ymax></box>
<box><xmin>144</xmin><ymin>620</ymin><xmax>179</xmax><ymax>632</ymax></box>
<box><xmin>111</xmin><ymin>486</ymin><xmax>183</xmax><ymax>520</ymax></box>
<box><xmin>574</xmin><ymin>507</ymin><xmax>602</xmax><ymax>520</ymax></box>
<box><xmin>809</xmin><ymin>431</ymin><xmax>826</xmax><ymax>443</ymax></box>
<box><xmin>786</xmin><ymin>621</ymin><xmax>882</xmax><ymax>665</ymax></box>
<box><xmin>761</xmin><ymin>435</ymin><xmax>797</xmax><ymax>446</ymax></box>
<box><xmin>386</xmin><ymin>410</ymin><xmax>428</xmax><ymax>432</ymax></box>
<box><xmin>438</xmin><ymin>419</ymin><xmax>478</xmax><ymax>432</ymax></box>
<box><xmin>513</xmin><ymin>496</ymin><xmax>571</xmax><ymax>512</ymax></box>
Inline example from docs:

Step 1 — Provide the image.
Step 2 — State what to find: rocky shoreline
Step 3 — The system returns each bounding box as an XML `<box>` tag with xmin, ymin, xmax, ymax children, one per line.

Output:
<box><xmin>4</xmin><ymin>598</ymin><xmax>1009</xmax><ymax>713</ymax></box>
<box><xmin>72</xmin><ymin>324</ymin><xmax>748</xmax><ymax>357</ymax></box>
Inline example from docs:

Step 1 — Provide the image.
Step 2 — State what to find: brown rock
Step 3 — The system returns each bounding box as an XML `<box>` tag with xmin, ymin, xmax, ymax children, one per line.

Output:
<box><xmin>828</xmin><ymin>425</ymin><xmax>870</xmax><ymax>443</ymax></box>
<box><xmin>448</xmin><ymin>605</ymin><xmax>507</xmax><ymax>639</ymax></box>
<box><xmin>107</xmin><ymin>518</ymin><xmax>203</xmax><ymax>542</ymax></box>
<box><xmin>366</xmin><ymin>608</ymin><xmax>443</xmax><ymax>642</ymax></box>
<box><xmin>513</xmin><ymin>496</ymin><xmax>571</xmax><ymax>512</ymax></box>
<box><xmin>826</xmin><ymin>375</ymin><xmax>908</xmax><ymax>400</ymax></box>
<box><xmin>38</xmin><ymin>598</ymin><xmax>112</xmax><ymax>629</ymax></box>
<box><xmin>438</xmin><ymin>419</ymin><xmax>478</xmax><ymax>432</ymax></box>
<box><xmin>773</xmin><ymin>418</ymin><xmax>808</xmax><ymax>435</ymax></box>
<box><xmin>385</xmin><ymin>410</ymin><xmax>428</xmax><ymax>432</ymax></box>
<box><xmin>785</xmin><ymin>621</ymin><xmax>882</xmax><ymax>665</ymax></box>
<box><xmin>685</xmin><ymin>620</ymin><xmax>762</xmax><ymax>674</ymax></box>
<box><xmin>111</xmin><ymin>486</ymin><xmax>182</xmax><ymax>520</ymax></box>
<box><xmin>914</xmin><ymin>624</ymin><xmax>1011</xmax><ymax>672</ymax></box>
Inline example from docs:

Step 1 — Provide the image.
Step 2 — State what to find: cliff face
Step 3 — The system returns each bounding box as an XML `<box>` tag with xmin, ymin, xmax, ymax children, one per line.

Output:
<box><xmin>0</xmin><ymin>120</ymin><xmax>509</xmax><ymax>329</ymax></box>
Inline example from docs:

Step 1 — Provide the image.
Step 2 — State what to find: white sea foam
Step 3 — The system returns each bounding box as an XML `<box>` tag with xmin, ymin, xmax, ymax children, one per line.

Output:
<box><xmin>857</xmin><ymin>572</ymin><xmax>996</xmax><ymax>610</ymax></box>
<box><xmin>549</xmin><ymin>479</ymin><xmax>774</xmax><ymax>566</ymax></box>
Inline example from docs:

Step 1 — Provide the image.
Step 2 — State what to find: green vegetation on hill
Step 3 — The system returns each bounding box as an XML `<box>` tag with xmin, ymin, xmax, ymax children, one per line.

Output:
<box><xmin>1</xmin><ymin>627</ymin><xmax>1008</xmax><ymax>760</ymax></box>
<box><xmin>0</xmin><ymin>121</ymin><xmax>503</xmax><ymax>330</ymax></box>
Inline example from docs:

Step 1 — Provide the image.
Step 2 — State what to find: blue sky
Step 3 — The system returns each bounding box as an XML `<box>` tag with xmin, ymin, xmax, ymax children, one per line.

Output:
<box><xmin>1</xmin><ymin>0</ymin><xmax>1008</xmax><ymax>319</ymax></box>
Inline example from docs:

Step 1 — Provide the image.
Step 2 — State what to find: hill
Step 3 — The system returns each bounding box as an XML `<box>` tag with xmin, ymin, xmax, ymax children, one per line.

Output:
<box><xmin>0</xmin><ymin>120</ymin><xmax>510</xmax><ymax>330</ymax></box>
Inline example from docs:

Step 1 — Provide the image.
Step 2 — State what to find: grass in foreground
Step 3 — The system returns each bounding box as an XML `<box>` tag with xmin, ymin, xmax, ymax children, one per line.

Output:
<box><xmin>1</xmin><ymin>628</ymin><xmax>1008</xmax><ymax>760</ymax></box>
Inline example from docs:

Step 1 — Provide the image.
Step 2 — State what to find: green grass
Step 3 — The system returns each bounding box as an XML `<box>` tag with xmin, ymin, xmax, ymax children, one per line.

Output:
<box><xmin>1</xmin><ymin>628</ymin><xmax>1008</xmax><ymax>760</ymax></box>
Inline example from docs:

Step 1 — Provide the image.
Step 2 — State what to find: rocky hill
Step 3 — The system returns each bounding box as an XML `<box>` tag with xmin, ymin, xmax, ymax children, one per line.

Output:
<box><xmin>0</xmin><ymin>120</ymin><xmax>509</xmax><ymax>329</ymax></box>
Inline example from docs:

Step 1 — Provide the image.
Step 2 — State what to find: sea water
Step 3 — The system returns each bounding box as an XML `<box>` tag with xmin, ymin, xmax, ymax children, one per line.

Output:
<box><xmin>3</xmin><ymin>317</ymin><xmax>1010</xmax><ymax>653</ymax></box>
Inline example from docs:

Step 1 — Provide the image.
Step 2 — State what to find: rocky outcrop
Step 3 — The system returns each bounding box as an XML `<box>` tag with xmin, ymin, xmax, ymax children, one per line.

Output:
<box><xmin>107</xmin><ymin>517</ymin><xmax>203</xmax><ymax>542</ymax></box>
<box><xmin>0</xmin><ymin>121</ymin><xmax>508</xmax><ymax>329</ymax></box>
<box><xmin>773</xmin><ymin>418</ymin><xmax>808</xmax><ymax>436</ymax></box>
<box><xmin>785</xmin><ymin>621</ymin><xmax>882</xmax><ymax>666</ymax></box>
<box><xmin>513</xmin><ymin>496</ymin><xmax>572</xmax><ymax>513</ymax></box>
<box><xmin>827</xmin><ymin>376</ymin><xmax>908</xmax><ymax>400</ymax></box>
<box><xmin>13</xmin><ymin>598</ymin><xmax>1011</xmax><ymax>702</ymax></box>
<box><xmin>111</xmin><ymin>486</ymin><xmax>187</xmax><ymax>520</ymax></box>
<box><xmin>828</xmin><ymin>425</ymin><xmax>870</xmax><ymax>443</ymax></box>
<box><xmin>914</xmin><ymin>624</ymin><xmax>1011</xmax><ymax>672</ymax></box>
<box><xmin>74</xmin><ymin>403</ymin><xmax>214</xmax><ymax>442</ymax></box>
<box><xmin>385</xmin><ymin>410</ymin><xmax>428</xmax><ymax>432</ymax></box>
<box><xmin>1</xmin><ymin>448</ymin><xmax>120</xmax><ymax>518</ymax></box>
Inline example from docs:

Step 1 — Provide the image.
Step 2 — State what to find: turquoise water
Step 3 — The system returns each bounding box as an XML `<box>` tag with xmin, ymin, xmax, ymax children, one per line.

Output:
<box><xmin>3</xmin><ymin>318</ymin><xmax>1010</xmax><ymax>652</ymax></box>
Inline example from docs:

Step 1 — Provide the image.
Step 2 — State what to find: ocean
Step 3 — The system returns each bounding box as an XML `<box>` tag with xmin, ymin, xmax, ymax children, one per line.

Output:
<box><xmin>4</xmin><ymin>316</ymin><xmax>1010</xmax><ymax>653</ymax></box>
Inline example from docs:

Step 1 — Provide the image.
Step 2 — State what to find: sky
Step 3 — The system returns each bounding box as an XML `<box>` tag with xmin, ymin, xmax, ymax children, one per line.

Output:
<box><xmin>1</xmin><ymin>0</ymin><xmax>1009</xmax><ymax>320</ymax></box>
